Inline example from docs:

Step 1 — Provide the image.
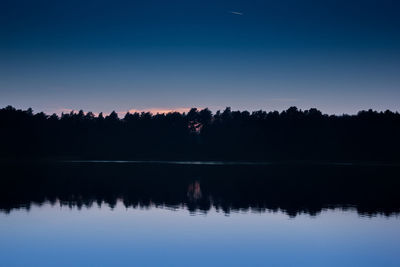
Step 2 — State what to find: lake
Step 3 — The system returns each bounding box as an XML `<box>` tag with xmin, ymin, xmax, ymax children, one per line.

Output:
<box><xmin>1</xmin><ymin>161</ymin><xmax>399</xmax><ymax>266</ymax></box>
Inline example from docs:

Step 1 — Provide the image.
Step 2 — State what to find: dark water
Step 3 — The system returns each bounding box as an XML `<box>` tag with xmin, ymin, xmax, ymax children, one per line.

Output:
<box><xmin>1</xmin><ymin>162</ymin><xmax>400</xmax><ymax>266</ymax></box>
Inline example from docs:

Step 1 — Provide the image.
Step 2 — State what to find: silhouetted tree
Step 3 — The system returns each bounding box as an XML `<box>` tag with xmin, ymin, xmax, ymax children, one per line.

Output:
<box><xmin>0</xmin><ymin>105</ymin><xmax>399</xmax><ymax>161</ymax></box>
<box><xmin>106</xmin><ymin>111</ymin><xmax>119</xmax><ymax>121</ymax></box>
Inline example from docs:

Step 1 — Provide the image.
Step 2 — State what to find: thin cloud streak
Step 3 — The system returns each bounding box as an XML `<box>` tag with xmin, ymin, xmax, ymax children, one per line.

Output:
<box><xmin>230</xmin><ymin>11</ymin><xmax>243</xmax><ymax>15</ymax></box>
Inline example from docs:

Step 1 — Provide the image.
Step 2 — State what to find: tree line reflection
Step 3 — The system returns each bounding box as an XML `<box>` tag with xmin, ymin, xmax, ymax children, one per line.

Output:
<box><xmin>1</xmin><ymin>162</ymin><xmax>399</xmax><ymax>217</ymax></box>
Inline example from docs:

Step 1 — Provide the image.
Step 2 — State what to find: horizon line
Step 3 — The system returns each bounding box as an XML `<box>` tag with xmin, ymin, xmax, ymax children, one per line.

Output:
<box><xmin>1</xmin><ymin>105</ymin><xmax>399</xmax><ymax>118</ymax></box>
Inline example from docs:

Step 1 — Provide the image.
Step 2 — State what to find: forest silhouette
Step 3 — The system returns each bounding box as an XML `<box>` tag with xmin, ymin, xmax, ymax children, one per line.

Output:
<box><xmin>1</xmin><ymin>105</ymin><xmax>399</xmax><ymax>161</ymax></box>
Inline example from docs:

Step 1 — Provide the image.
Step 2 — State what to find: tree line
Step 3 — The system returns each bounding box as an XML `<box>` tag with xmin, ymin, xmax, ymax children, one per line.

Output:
<box><xmin>1</xmin><ymin>105</ymin><xmax>399</xmax><ymax>161</ymax></box>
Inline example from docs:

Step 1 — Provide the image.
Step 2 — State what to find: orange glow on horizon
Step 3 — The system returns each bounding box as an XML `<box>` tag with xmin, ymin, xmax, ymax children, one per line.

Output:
<box><xmin>55</xmin><ymin>107</ymin><xmax>195</xmax><ymax>117</ymax></box>
<box><xmin>122</xmin><ymin>107</ymin><xmax>192</xmax><ymax>115</ymax></box>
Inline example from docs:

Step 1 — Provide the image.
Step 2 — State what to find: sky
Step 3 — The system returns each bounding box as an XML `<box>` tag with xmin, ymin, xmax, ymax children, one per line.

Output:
<box><xmin>1</xmin><ymin>0</ymin><xmax>400</xmax><ymax>115</ymax></box>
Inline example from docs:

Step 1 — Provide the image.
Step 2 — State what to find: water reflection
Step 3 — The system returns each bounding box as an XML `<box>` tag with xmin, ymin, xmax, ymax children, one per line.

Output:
<box><xmin>2</xmin><ymin>202</ymin><xmax>400</xmax><ymax>267</ymax></box>
<box><xmin>1</xmin><ymin>162</ymin><xmax>399</xmax><ymax>217</ymax></box>
<box><xmin>187</xmin><ymin>181</ymin><xmax>202</xmax><ymax>201</ymax></box>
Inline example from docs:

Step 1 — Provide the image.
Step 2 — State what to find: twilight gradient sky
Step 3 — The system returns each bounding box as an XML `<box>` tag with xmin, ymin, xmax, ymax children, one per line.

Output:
<box><xmin>1</xmin><ymin>0</ymin><xmax>400</xmax><ymax>115</ymax></box>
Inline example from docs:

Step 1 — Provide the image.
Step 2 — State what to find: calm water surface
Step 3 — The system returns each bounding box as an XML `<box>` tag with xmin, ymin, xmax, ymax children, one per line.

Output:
<box><xmin>1</xmin><ymin>203</ymin><xmax>400</xmax><ymax>267</ymax></box>
<box><xmin>1</xmin><ymin>162</ymin><xmax>399</xmax><ymax>266</ymax></box>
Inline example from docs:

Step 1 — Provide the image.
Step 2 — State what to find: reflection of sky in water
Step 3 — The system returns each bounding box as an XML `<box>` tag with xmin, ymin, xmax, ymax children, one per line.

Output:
<box><xmin>1</xmin><ymin>202</ymin><xmax>399</xmax><ymax>267</ymax></box>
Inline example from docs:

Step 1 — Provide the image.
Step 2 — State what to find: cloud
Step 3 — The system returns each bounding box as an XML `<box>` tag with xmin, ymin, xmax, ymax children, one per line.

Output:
<box><xmin>268</xmin><ymin>98</ymin><xmax>299</xmax><ymax>102</ymax></box>
<box><xmin>230</xmin><ymin>11</ymin><xmax>243</xmax><ymax>16</ymax></box>
<box><xmin>57</xmin><ymin>108</ymin><xmax>75</xmax><ymax>114</ymax></box>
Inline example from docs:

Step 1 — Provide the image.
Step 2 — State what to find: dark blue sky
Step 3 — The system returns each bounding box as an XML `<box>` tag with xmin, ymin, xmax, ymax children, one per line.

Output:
<box><xmin>1</xmin><ymin>0</ymin><xmax>400</xmax><ymax>114</ymax></box>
